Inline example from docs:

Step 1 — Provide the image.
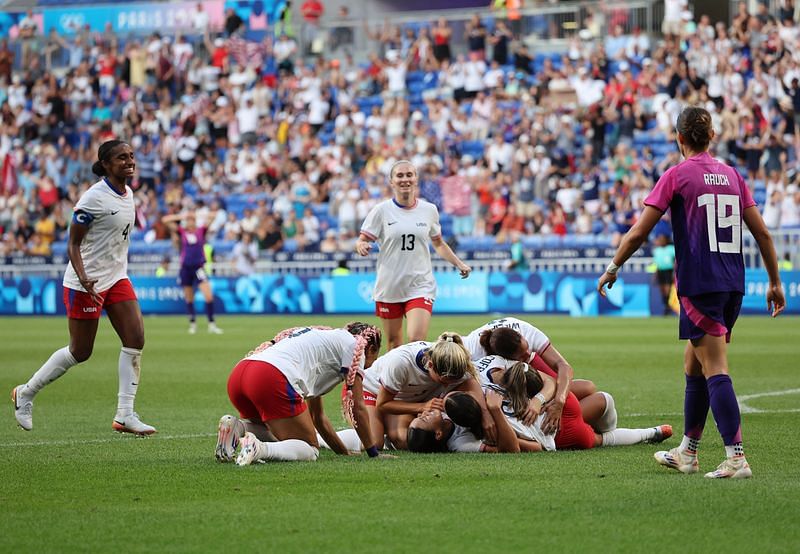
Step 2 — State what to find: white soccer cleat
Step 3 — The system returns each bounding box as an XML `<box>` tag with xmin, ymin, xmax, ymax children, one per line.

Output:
<box><xmin>188</xmin><ymin>323</ymin><xmax>197</xmax><ymax>335</ymax></box>
<box><xmin>236</xmin><ymin>432</ymin><xmax>263</xmax><ymax>466</ymax></box>
<box><xmin>654</xmin><ymin>447</ymin><xmax>699</xmax><ymax>474</ymax></box>
<box><xmin>208</xmin><ymin>323</ymin><xmax>224</xmax><ymax>335</ymax></box>
<box><xmin>112</xmin><ymin>412</ymin><xmax>157</xmax><ymax>436</ymax></box>
<box><xmin>704</xmin><ymin>457</ymin><xmax>752</xmax><ymax>479</ymax></box>
<box><xmin>11</xmin><ymin>385</ymin><xmax>33</xmax><ymax>431</ymax></box>
<box><xmin>215</xmin><ymin>415</ymin><xmax>244</xmax><ymax>462</ymax></box>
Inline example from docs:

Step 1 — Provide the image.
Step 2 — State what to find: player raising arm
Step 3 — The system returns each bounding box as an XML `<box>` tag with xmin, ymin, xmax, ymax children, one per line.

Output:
<box><xmin>12</xmin><ymin>140</ymin><xmax>156</xmax><ymax>435</ymax></box>
<box><xmin>216</xmin><ymin>322</ymin><xmax>389</xmax><ymax>464</ymax></box>
<box><xmin>598</xmin><ymin>106</ymin><xmax>785</xmax><ymax>479</ymax></box>
<box><xmin>355</xmin><ymin>160</ymin><xmax>471</xmax><ymax>350</ymax></box>
<box><xmin>162</xmin><ymin>209</ymin><xmax>222</xmax><ymax>335</ymax></box>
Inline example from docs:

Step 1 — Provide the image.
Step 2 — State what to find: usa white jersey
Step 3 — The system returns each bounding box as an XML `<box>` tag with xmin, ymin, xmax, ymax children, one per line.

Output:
<box><xmin>360</xmin><ymin>198</ymin><xmax>442</xmax><ymax>303</ymax></box>
<box><xmin>246</xmin><ymin>328</ymin><xmax>364</xmax><ymax>398</ymax></box>
<box><xmin>361</xmin><ymin>341</ymin><xmax>469</xmax><ymax>401</ymax></box>
<box><xmin>474</xmin><ymin>354</ymin><xmax>557</xmax><ymax>451</ymax></box>
<box><xmin>463</xmin><ymin>317</ymin><xmax>551</xmax><ymax>361</ymax></box>
<box><xmin>446</xmin><ymin>421</ymin><xmax>484</xmax><ymax>453</ymax></box>
<box><xmin>63</xmin><ymin>179</ymin><xmax>135</xmax><ymax>292</ymax></box>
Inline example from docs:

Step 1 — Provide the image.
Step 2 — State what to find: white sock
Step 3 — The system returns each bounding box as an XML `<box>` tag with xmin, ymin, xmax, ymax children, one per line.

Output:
<box><xmin>595</xmin><ymin>392</ymin><xmax>618</xmax><ymax>433</ymax></box>
<box><xmin>262</xmin><ymin>439</ymin><xmax>319</xmax><ymax>461</ymax></box>
<box><xmin>116</xmin><ymin>347</ymin><xmax>142</xmax><ymax>418</ymax></box>
<box><xmin>25</xmin><ymin>346</ymin><xmax>78</xmax><ymax>395</ymax></box>
<box><xmin>316</xmin><ymin>429</ymin><xmax>362</xmax><ymax>452</ymax></box>
<box><xmin>679</xmin><ymin>435</ymin><xmax>700</xmax><ymax>454</ymax></box>
<box><xmin>601</xmin><ymin>427</ymin><xmax>656</xmax><ymax>447</ymax></box>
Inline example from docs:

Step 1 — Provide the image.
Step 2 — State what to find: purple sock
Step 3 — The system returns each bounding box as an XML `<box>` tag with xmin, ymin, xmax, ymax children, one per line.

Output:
<box><xmin>186</xmin><ymin>302</ymin><xmax>196</xmax><ymax>322</ymax></box>
<box><xmin>684</xmin><ymin>374</ymin><xmax>709</xmax><ymax>441</ymax></box>
<box><xmin>205</xmin><ymin>302</ymin><xmax>215</xmax><ymax>323</ymax></box>
<box><xmin>707</xmin><ymin>374</ymin><xmax>743</xmax><ymax>446</ymax></box>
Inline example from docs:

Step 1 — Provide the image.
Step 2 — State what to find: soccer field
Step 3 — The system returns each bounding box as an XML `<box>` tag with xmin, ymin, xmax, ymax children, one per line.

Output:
<box><xmin>1</xmin><ymin>314</ymin><xmax>798</xmax><ymax>552</ymax></box>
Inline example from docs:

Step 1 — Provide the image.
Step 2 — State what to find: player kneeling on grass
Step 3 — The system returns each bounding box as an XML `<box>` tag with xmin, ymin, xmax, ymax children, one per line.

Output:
<box><xmin>215</xmin><ymin>322</ymin><xmax>389</xmax><ymax>464</ymax></box>
<box><xmin>358</xmin><ymin>333</ymin><xmax>498</xmax><ymax>450</ymax></box>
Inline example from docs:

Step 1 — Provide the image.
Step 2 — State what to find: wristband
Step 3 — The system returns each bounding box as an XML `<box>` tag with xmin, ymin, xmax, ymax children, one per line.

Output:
<box><xmin>366</xmin><ymin>445</ymin><xmax>380</xmax><ymax>458</ymax></box>
<box><xmin>606</xmin><ymin>261</ymin><xmax>620</xmax><ymax>275</ymax></box>
<box><xmin>534</xmin><ymin>393</ymin><xmax>546</xmax><ymax>404</ymax></box>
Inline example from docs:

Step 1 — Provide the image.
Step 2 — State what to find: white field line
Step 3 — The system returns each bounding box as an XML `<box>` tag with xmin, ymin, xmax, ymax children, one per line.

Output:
<box><xmin>1</xmin><ymin>432</ymin><xmax>216</xmax><ymax>448</ymax></box>
<box><xmin>738</xmin><ymin>387</ymin><xmax>800</xmax><ymax>413</ymax></box>
<box><xmin>627</xmin><ymin>388</ymin><xmax>800</xmax><ymax>417</ymax></box>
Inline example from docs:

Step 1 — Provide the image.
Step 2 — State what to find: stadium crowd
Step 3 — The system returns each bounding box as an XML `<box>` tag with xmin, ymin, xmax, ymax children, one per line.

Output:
<box><xmin>0</xmin><ymin>0</ymin><xmax>799</xmax><ymax>264</ymax></box>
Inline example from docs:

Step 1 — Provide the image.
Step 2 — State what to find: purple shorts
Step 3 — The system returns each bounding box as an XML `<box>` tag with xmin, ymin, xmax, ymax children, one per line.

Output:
<box><xmin>679</xmin><ymin>292</ymin><xmax>743</xmax><ymax>343</ymax></box>
<box><xmin>178</xmin><ymin>265</ymin><xmax>208</xmax><ymax>287</ymax></box>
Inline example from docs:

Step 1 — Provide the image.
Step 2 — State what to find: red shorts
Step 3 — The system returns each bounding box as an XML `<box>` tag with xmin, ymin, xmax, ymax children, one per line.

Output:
<box><xmin>375</xmin><ymin>297</ymin><xmax>434</xmax><ymax>319</ymax></box>
<box><xmin>227</xmin><ymin>359</ymin><xmax>307</xmax><ymax>422</ymax></box>
<box><xmin>554</xmin><ymin>392</ymin><xmax>596</xmax><ymax>450</ymax></box>
<box><xmin>63</xmin><ymin>278</ymin><xmax>138</xmax><ymax>320</ymax></box>
<box><xmin>340</xmin><ymin>382</ymin><xmax>377</xmax><ymax>406</ymax></box>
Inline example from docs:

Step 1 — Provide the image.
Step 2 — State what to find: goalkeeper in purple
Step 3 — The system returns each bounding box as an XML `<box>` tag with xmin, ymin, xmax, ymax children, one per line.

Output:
<box><xmin>598</xmin><ymin>106</ymin><xmax>785</xmax><ymax>480</ymax></box>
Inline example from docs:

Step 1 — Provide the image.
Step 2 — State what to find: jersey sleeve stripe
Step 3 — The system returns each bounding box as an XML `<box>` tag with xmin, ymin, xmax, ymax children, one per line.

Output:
<box><xmin>360</xmin><ymin>230</ymin><xmax>378</xmax><ymax>241</ymax></box>
<box><xmin>538</xmin><ymin>342</ymin><xmax>552</xmax><ymax>356</ymax></box>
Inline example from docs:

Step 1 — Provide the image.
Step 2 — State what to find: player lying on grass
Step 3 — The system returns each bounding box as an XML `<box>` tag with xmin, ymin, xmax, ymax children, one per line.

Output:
<box><xmin>407</xmin><ymin>357</ymin><xmax>672</xmax><ymax>453</ymax></box>
<box><xmin>463</xmin><ymin>317</ymin><xmax>598</xmax><ymax>430</ymax></box>
<box><xmin>357</xmin><ymin>332</ymin><xmax>497</xmax><ymax>450</ymax></box>
<box><xmin>215</xmin><ymin>322</ymin><xmax>390</xmax><ymax>464</ymax></box>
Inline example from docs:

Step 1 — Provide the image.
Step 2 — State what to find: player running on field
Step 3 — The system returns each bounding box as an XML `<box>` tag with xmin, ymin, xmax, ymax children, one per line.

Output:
<box><xmin>12</xmin><ymin>140</ymin><xmax>156</xmax><ymax>435</ymax></box>
<box><xmin>355</xmin><ymin>160</ymin><xmax>472</xmax><ymax>350</ymax></box>
<box><xmin>598</xmin><ymin>106</ymin><xmax>785</xmax><ymax>479</ymax></box>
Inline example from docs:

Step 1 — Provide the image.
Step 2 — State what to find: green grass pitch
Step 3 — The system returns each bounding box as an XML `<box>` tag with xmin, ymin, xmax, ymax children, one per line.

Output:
<box><xmin>1</xmin><ymin>314</ymin><xmax>798</xmax><ymax>552</ymax></box>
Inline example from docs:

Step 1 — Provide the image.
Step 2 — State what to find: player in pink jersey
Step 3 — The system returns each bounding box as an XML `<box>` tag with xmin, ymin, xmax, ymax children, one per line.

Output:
<box><xmin>598</xmin><ymin>107</ymin><xmax>785</xmax><ymax>479</ymax></box>
<box><xmin>355</xmin><ymin>160</ymin><xmax>472</xmax><ymax>350</ymax></box>
<box><xmin>12</xmin><ymin>140</ymin><xmax>156</xmax><ymax>436</ymax></box>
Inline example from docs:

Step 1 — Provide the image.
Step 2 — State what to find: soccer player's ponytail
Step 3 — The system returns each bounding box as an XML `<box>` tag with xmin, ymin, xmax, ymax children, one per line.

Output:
<box><xmin>429</xmin><ymin>332</ymin><xmax>475</xmax><ymax>380</ymax></box>
<box><xmin>500</xmin><ymin>362</ymin><xmax>544</xmax><ymax>418</ymax></box>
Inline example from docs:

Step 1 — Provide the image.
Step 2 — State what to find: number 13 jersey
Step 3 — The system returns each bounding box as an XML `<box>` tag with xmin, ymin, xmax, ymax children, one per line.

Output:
<box><xmin>644</xmin><ymin>152</ymin><xmax>756</xmax><ymax>297</ymax></box>
<box><xmin>63</xmin><ymin>179</ymin><xmax>135</xmax><ymax>293</ymax></box>
<box><xmin>360</xmin><ymin>198</ymin><xmax>442</xmax><ymax>303</ymax></box>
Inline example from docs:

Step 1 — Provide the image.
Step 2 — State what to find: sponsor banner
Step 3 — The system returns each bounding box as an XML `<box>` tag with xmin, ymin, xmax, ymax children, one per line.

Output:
<box><xmin>1</xmin><ymin>271</ymin><xmax>797</xmax><ymax>316</ymax></box>
<box><xmin>43</xmin><ymin>1</ymin><xmax>225</xmax><ymax>35</ymax></box>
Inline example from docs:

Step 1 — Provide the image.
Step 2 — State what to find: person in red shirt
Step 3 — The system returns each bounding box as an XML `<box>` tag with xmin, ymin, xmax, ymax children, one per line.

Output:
<box><xmin>301</xmin><ymin>0</ymin><xmax>325</xmax><ymax>54</ymax></box>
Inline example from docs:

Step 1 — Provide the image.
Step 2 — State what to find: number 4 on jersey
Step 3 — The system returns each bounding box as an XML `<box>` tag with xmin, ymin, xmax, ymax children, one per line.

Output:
<box><xmin>697</xmin><ymin>193</ymin><xmax>740</xmax><ymax>253</ymax></box>
<box><xmin>122</xmin><ymin>223</ymin><xmax>130</xmax><ymax>241</ymax></box>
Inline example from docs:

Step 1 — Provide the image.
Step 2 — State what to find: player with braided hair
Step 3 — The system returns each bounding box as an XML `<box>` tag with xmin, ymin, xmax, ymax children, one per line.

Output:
<box><xmin>215</xmin><ymin>322</ymin><xmax>388</xmax><ymax>464</ymax></box>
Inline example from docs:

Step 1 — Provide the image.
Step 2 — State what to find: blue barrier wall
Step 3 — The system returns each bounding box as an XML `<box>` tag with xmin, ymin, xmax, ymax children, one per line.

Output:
<box><xmin>2</xmin><ymin>270</ymin><xmax>798</xmax><ymax>316</ymax></box>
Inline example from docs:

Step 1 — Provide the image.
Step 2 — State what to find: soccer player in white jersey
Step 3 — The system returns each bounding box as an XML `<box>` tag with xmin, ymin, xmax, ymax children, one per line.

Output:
<box><xmin>355</xmin><ymin>160</ymin><xmax>472</xmax><ymax>350</ymax></box>
<box><xmin>409</xmin><ymin>357</ymin><xmax>671</xmax><ymax>452</ymax></box>
<box><xmin>11</xmin><ymin>140</ymin><xmax>156</xmax><ymax>435</ymax></box>
<box><xmin>216</xmin><ymin>322</ymin><xmax>391</xmax><ymax>464</ymax></box>
<box><xmin>359</xmin><ymin>332</ymin><xmax>496</xmax><ymax>450</ymax></box>
<box><xmin>463</xmin><ymin>317</ymin><xmax>583</xmax><ymax>435</ymax></box>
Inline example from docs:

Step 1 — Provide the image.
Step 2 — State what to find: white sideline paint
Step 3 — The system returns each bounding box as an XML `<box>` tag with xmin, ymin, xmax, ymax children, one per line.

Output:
<box><xmin>738</xmin><ymin>388</ymin><xmax>800</xmax><ymax>414</ymax></box>
<box><xmin>2</xmin><ymin>432</ymin><xmax>216</xmax><ymax>448</ymax></box>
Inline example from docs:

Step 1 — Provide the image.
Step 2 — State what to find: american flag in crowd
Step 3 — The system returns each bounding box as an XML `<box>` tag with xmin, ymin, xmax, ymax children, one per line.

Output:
<box><xmin>227</xmin><ymin>35</ymin><xmax>267</xmax><ymax>70</ymax></box>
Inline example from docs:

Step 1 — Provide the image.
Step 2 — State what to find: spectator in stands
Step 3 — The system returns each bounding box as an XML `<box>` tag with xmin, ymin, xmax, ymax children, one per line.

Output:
<box><xmin>18</xmin><ymin>10</ymin><xmax>39</xmax><ymax>68</ymax></box>
<box><xmin>232</xmin><ymin>232</ymin><xmax>259</xmax><ymax>276</ymax></box>
<box><xmin>465</xmin><ymin>13</ymin><xmax>487</xmax><ymax>60</ymax></box>
<box><xmin>432</xmin><ymin>18</ymin><xmax>452</xmax><ymax>66</ymax></box>
<box><xmin>224</xmin><ymin>8</ymin><xmax>245</xmax><ymax>37</ymax></box>
<box><xmin>301</xmin><ymin>0</ymin><xmax>325</xmax><ymax>55</ymax></box>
